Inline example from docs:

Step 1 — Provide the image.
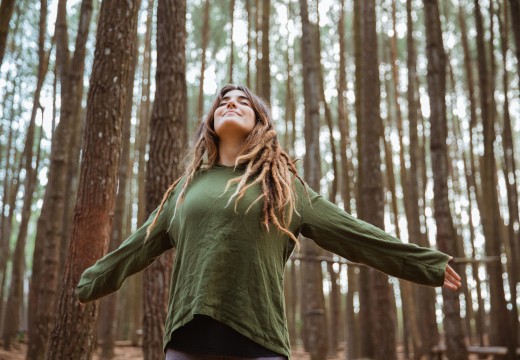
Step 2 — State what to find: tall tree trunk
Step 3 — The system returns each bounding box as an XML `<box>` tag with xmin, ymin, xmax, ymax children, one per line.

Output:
<box><xmin>0</xmin><ymin>0</ymin><xmax>16</xmax><ymax>66</ymax></box>
<box><xmin>0</xmin><ymin>72</ymin><xmax>18</xmax><ymax>330</ymax></box>
<box><xmin>129</xmin><ymin>0</ymin><xmax>154</xmax><ymax>346</ymax></box>
<box><xmin>405</xmin><ymin>1</ymin><xmax>439</xmax><ymax>357</ymax></box>
<box><xmin>142</xmin><ymin>0</ymin><xmax>186</xmax><ymax>359</ymax></box>
<box><xmin>1</xmin><ymin>119</ymin><xmax>38</xmax><ymax>350</ymax></box>
<box><xmin>474</xmin><ymin>1</ymin><xmax>515</xmax><ymax>356</ymax></box>
<box><xmin>196</xmin><ymin>0</ymin><xmax>210</xmax><ymax>122</ymax></box>
<box><xmin>497</xmin><ymin>1</ymin><xmax>520</xmax><ymax>353</ymax></box>
<box><xmin>254</xmin><ymin>0</ymin><xmax>260</xmax><ymax>94</ymax></box>
<box><xmin>228</xmin><ymin>0</ymin><xmax>235</xmax><ymax>83</ymax></box>
<box><xmin>423</xmin><ymin>1</ymin><xmax>467</xmax><ymax>358</ymax></box>
<box><xmin>349</xmin><ymin>3</ymin><xmax>364</xmax><ymax>358</ymax></box>
<box><xmin>26</xmin><ymin>1</ymin><xmax>93</xmax><ymax>358</ymax></box>
<box><xmin>311</xmin><ymin>4</ymin><xmax>339</xmax><ymax>355</ymax></box>
<box><xmin>337</xmin><ymin>0</ymin><xmax>350</xmax><ymax>216</ymax></box>
<box><xmin>337</xmin><ymin>3</ymin><xmax>358</xmax><ymax>357</ymax></box>
<box><xmin>298</xmin><ymin>0</ymin><xmax>327</xmax><ymax>359</ymax></box>
<box><xmin>508</xmin><ymin>0</ymin><xmax>520</xmax><ymax>81</ymax></box>
<box><xmin>383</xmin><ymin>66</ymin><xmax>415</xmax><ymax>359</ymax></box>
<box><xmin>45</xmin><ymin>1</ymin><xmax>139</xmax><ymax>358</ymax></box>
<box><xmin>245</xmin><ymin>0</ymin><xmax>251</xmax><ymax>88</ymax></box>
<box><xmin>456</xmin><ymin>4</ymin><xmax>486</xmax><ymax>345</ymax></box>
<box><xmin>2</xmin><ymin>0</ymin><xmax>49</xmax><ymax>347</ymax></box>
<box><xmin>137</xmin><ymin>0</ymin><xmax>154</xmax><ymax>227</ymax></box>
<box><xmin>357</xmin><ymin>2</ymin><xmax>396</xmax><ymax>360</ymax></box>
<box><xmin>258</xmin><ymin>0</ymin><xmax>270</xmax><ymax>102</ymax></box>
<box><xmin>446</xmin><ymin>57</ymin><xmax>476</xmax><ymax>342</ymax></box>
<box><xmin>283</xmin><ymin>6</ymin><xmax>295</xmax><ymax>157</ymax></box>
<box><xmin>98</xmin><ymin>10</ymin><xmax>140</xmax><ymax>357</ymax></box>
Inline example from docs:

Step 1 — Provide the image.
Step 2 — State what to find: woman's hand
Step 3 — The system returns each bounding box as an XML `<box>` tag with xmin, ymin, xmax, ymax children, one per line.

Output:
<box><xmin>443</xmin><ymin>261</ymin><xmax>462</xmax><ymax>291</ymax></box>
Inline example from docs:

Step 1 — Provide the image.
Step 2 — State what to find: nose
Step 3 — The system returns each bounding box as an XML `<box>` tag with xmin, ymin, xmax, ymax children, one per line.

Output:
<box><xmin>226</xmin><ymin>99</ymin><xmax>237</xmax><ymax>109</ymax></box>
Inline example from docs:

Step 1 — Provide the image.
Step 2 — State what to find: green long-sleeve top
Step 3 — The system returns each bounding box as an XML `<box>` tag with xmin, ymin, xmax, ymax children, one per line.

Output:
<box><xmin>76</xmin><ymin>164</ymin><xmax>450</xmax><ymax>358</ymax></box>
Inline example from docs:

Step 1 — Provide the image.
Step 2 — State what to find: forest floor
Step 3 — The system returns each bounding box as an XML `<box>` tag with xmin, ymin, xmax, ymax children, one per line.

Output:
<box><xmin>0</xmin><ymin>342</ymin><xmax>336</xmax><ymax>360</ymax></box>
<box><xmin>0</xmin><ymin>342</ymin><xmax>484</xmax><ymax>360</ymax></box>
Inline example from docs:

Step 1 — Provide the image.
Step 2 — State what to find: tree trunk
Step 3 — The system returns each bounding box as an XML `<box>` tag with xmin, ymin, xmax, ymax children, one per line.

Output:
<box><xmin>283</xmin><ymin>33</ymin><xmax>293</xmax><ymax>154</ymax></box>
<box><xmin>196</xmin><ymin>0</ymin><xmax>210</xmax><ymax>122</ymax></box>
<box><xmin>257</xmin><ymin>0</ymin><xmax>270</xmax><ymax>102</ymax></box>
<box><xmin>1</xmin><ymin>121</ymin><xmax>38</xmax><ymax>350</ymax></box>
<box><xmin>137</xmin><ymin>0</ymin><xmax>154</xmax><ymax>227</ymax></box>
<box><xmin>45</xmin><ymin>1</ymin><xmax>139</xmax><ymax>358</ymax></box>
<box><xmin>26</xmin><ymin>1</ymin><xmax>93</xmax><ymax>358</ymax></box>
<box><xmin>497</xmin><ymin>1</ymin><xmax>520</xmax><ymax>353</ymax></box>
<box><xmin>405</xmin><ymin>1</ymin><xmax>440</xmax><ymax>357</ymax></box>
<box><xmin>98</xmin><ymin>10</ymin><xmax>140</xmax><ymax>357</ymax></box>
<box><xmin>245</xmin><ymin>0</ymin><xmax>252</xmax><ymax>88</ymax></box>
<box><xmin>337</xmin><ymin>0</ymin><xmax>350</xmax><ymax>216</ymax></box>
<box><xmin>0</xmin><ymin>72</ymin><xmax>18</xmax><ymax>330</ymax></box>
<box><xmin>0</xmin><ymin>0</ymin><xmax>16</xmax><ymax>66</ymax></box>
<box><xmin>126</xmin><ymin>0</ymin><xmax>153</xmax><ymax>346</ymax></box>
<box><xmin>142</xmin><ymin>0</ymin><xmax>186</xmax><ymax>358</ymax></box>
<box><xmin>2</xmin><ymin>0</ymin><xmax>49</xmax><ymax>346</ymax></box>
<box><xmin>228</xmin><ymin>0</ymin><xmax>235</xmax><ymax>83</ymax></box>
<box><xmin>423</xmin><ymin>1</ymin><xmax>467</xmax><ymax>358</ymax></box>
<box><xmin>508</xmin><ymin>0</ymin><xmax>520</xmax><ymax>80</ymax></box>
<box><xmin>474</xmin><ymin>0</ymin><xmax>515</xmax><ymax>356</ymax></box>
<box><xmin>357</xmin><ymin>2</ymin><xmax>397</xmax><ymax>360</ymax></box>
<box><xmin>298</xmin><ymin>0</ymin><xmax>327</xmax><ymax>359</ymax></box>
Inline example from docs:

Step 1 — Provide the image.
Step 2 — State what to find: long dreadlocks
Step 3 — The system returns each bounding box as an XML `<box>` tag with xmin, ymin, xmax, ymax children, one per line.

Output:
<box><xmin>146</xmin><ymin>84</ymin><xmax>305</xmax><ymax>245</ymax></box>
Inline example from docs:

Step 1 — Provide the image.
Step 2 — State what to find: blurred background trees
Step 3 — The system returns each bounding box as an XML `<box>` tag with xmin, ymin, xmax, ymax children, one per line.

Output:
<box><xmin>0</xmin><ymin>0</ymin><xmax>518</xmax><ymax>359</ymax></box>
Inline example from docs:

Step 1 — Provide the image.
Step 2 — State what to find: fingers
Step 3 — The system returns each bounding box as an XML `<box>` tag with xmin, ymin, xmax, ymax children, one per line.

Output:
<box><xmin>443</xmin><ymin>264</ymin><xmax>462</xmax><ymax>291</ymax></box>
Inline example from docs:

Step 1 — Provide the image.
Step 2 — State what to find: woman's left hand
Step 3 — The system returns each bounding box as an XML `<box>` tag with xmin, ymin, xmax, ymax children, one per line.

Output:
<box><xmin>443</xmin><ymin>262</ymin><xmax>462</xmax><ymax>291</ymax></box>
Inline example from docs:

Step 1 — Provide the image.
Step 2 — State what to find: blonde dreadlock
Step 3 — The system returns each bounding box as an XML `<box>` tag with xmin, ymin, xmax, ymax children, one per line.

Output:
<box><xmin>146</xmin><ymin>84</ymin><xmax>305</xmax><ymax>246</ymax></box>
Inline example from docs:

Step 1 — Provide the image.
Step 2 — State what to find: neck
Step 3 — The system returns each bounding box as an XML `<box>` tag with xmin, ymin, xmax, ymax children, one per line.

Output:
<box><xmin>217</xmin><ymin>138</ymin><xmax>245</xmax><ymax>166</ymax></box>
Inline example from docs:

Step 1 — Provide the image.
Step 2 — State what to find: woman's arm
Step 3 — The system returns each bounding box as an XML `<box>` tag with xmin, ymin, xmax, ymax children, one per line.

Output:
<box><xmin>297</xmin><ymin>183</ymin><xmax>460</xmax><ymax>288</ymax></box>
<box><xmin>76</xmin><ymin>203</ymin><xmax>174</xmax><ymax>303</ymax></box>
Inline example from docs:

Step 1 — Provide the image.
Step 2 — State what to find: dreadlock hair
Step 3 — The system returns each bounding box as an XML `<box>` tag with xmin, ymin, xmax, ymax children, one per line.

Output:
<box><xmin>146</xmin><ymin>84</ymin><xmax>306</xmax><ymax>246</ymax></box>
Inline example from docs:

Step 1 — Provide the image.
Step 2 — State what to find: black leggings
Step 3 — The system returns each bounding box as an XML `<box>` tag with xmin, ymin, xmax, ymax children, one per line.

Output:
<box><xmin>165</xmin><ymin>349</ymin><xmax>286</xmax><ymax>360</ymax></box>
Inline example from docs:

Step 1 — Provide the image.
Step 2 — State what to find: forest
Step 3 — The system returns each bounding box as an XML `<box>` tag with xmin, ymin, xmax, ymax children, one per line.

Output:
<box><xmin>0</xmin><ymin>0</ymin><xmax>519</xmax><ymax>359</ymax></box>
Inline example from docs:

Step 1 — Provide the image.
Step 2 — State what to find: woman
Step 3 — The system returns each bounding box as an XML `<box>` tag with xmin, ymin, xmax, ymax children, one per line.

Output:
<box><xmin>76</xmin><ymin>84</ymin><xmax>461</xmax><ymax>360</ymax></box>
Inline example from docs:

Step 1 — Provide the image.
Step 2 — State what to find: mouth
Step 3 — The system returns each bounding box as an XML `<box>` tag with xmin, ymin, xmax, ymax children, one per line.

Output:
<box><xmin>224</xmin><ymin>111</ymin><xmax>240</xmax><ymax>116</ymax></box>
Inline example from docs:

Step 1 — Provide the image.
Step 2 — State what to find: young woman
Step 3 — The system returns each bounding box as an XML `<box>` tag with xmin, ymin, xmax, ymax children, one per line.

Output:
<box><xmin>76</xmin><ymin>84</ymin><xmax>461</xmax><ymax>360</ymax></box>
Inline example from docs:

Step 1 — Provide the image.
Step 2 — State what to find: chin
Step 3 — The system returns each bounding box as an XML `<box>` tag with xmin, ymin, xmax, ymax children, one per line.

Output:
<box><xmin>215</xmin><ymin>119</ymin><xmax>254</xmax><ymax>137</ymax></box>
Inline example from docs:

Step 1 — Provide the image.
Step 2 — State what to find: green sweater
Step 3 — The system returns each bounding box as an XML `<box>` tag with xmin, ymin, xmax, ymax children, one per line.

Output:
<box><xmin>76</xmin><ymin>164</ymin><xmax>450</xmax><ymax>357</ymax></box>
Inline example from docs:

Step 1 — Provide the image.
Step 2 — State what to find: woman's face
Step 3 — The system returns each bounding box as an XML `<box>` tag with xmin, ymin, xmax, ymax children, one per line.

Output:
<box><xmin>213</xmin><ymin>90</ymin><xmax>256</xmax><ymax>142</ymax></box>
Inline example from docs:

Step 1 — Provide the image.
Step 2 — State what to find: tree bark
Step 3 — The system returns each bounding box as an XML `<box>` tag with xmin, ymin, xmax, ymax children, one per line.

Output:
<box><xmin>496</xmin><ymin>1</ymin><xmax>520</xmax><ymax>353</ymax></box>
<box><xmin>98</xmin><ymin>8</ymin><xmax>140</xmax><ymax>357</ymax></box>
<box><xmin>245</xmin><ymin>0</ymin><xmax>252</xmax><ymax>88</ymax></box>
<box><xmin>423</xmin><ymin>1</ymin><xmax>467</xmax><ymax>358</ymax></box>
<box><xmin>0</xmin><ymin>71</ymin><xmax>18</xmax><ymax>330</ymax></box>
<box><xmin>45</xmin><ymin>1</ymin><xmax>139</xmax><ymax>358</ymax></box>
<box><xmin>0</xmin><ymin>0</ymin><xmax>16</xmax><ymax>66</ymax></box>
<box><xmin>142</xmin><ymin>0</ymin><xmax>186</xmax><ymax>359</ymax></box>
<box><xmin>2</xmin><ymin>0</ymin><xmax>49</xmax><ymax>347</ymax></box>
<box><xmin>196</xmin><ymin>0</ymin><xmax>210</xmax><ymax>122</ymax></box>
<box><xmin>1</xmin><ymin>108</ymin><xmax>39</xmax><ymax>351</ymax></box>
<box><xmin>26</xmin><ymin>1</ymin><xmax>93</xmax><ymax>358</ymax></box>
<box><xmin>257</xmin><ymin>0</ymin><xmax>270</xmax><ymax>102</ymax></box>
<box><xmin>359</xmin><ymin>3</ymin><xmax>397</xmax><ymax>359</ymax></box>
<box><xmin>508</xmin><ymin>0</ymin><xmax>520</xmax><ymax>81</ymax></box>
<box><xmin>474</xmin><ymin>0</ymin><xmax>515</xmax><ymax>356</ymax></box>
<box><xmin>405</xmin><ymin>1</ymin><xmax>439</xmax><ymax>357</ymax></box>
<box><xmin>298</xmin><ymin>0</ymin><xmax>327</xmax><ymax>359</ymax></box>
<box><xmin>228</xmin><ymin>0</ymin><xmax>235</xmax><ymax>83</ymax></box>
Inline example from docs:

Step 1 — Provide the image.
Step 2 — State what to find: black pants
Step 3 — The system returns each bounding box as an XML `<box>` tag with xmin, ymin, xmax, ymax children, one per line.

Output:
<box><xmin>165</xmin><ymin>349</ymin><xmax>286</xmax><ymax>360</ymax></box>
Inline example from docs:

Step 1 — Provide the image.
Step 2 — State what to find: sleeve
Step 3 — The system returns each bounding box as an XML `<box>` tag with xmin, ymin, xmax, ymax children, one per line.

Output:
<box><xmin>75</xmin><ymin>201</ymin><xmax>175</xmax><ymax>303</ymax></box>
<box><xmin>296</xmin><ymin>183</ymin><xmax>450</xmax><ymax>287</ymax></box>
